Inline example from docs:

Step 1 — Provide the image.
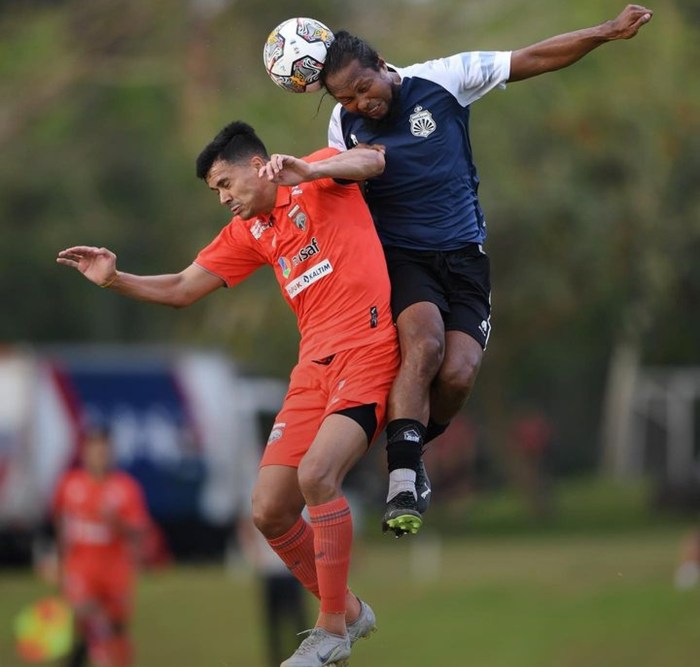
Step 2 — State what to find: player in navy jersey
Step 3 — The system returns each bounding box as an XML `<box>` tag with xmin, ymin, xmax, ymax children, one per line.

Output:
<box><xmin>319</xmin><ymin>4</ymin><xmax>653</xmax><ymax>536</ymax></box>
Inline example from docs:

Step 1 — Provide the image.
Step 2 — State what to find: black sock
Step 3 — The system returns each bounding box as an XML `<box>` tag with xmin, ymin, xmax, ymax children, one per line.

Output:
<box><xmin>425</xmin><ymin>417</ymin><xmax>450</xmax><ymax>445</ymax></box>
<box><xmin>386</xmin><ymin>419</ymin><xmax>426</xmax><ymax>472</ymax></box>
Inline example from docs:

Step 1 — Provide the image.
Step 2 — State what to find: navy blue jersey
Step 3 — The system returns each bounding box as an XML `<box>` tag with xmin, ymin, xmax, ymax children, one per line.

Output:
<box><xmin>328</xmin><ymin>52</ymin><xmax>511</xmax><ymax>251</ymax></box>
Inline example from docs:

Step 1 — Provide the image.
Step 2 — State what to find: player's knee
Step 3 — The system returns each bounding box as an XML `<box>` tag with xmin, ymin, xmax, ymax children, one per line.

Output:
<box><xmin>297</xmin><ymin>458</ymin><xmax>339</xmax><ymax>505</ymax></box>
<box><xmin>401</xmin><ymin>332</ymin><xmax>444</xmax><ymax>378</ymax></box>
<box><xmin>251</xmin><ymin>496</ymin><xmax>297</xmax><ymax>539</ymax></box>
<box><xmin>438</xmin><ymin>355</ymin><xmax>481</xmax><ymax>402</ymax></box>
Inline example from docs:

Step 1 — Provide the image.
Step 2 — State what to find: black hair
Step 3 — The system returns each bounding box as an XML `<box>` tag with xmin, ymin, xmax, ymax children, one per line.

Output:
<box><xmin>195</xmin><ymin>121</ymin><xmax>269</xmax><ymax>179</ymax></box>
<box><xmin>320</xmin><ymin>30</ymin><xmax>381</xmax><ymax>88</ymax></box>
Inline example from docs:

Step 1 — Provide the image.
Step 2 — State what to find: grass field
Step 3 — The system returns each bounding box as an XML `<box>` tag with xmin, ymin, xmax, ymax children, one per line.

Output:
<box><xmin>2</xmin><ymin>523</ymin><xmax>698</xmax><ymax>667</ymax></box>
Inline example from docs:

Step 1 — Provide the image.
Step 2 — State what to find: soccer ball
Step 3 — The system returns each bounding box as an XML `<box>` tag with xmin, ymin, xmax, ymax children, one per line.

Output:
<box><xmin>263</xmin><ymin>17</ymin><xmax>334</xmax><ymax>93</ymax></box>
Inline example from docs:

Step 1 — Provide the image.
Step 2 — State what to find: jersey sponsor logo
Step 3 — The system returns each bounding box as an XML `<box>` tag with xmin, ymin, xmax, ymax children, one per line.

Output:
<box><xmin>409</xmin><ymin>105</ymin><xmax>436</xmax><ymax>138</ymax></box>
<box><xmin>278</xmin><ymin>237</ymin><xmax>321</xmax><ymax>279</ymax></box>
<box><xmin>292</xmin><ymin>237</ymin><xmax>319</xmax><ymax>265</ymax></box>
<box><xmin>249</xmin><ymin>218</ymin><xmax>273</xmax><ymax>240</ymax></box>
<box><xmin>278</xmin><ymin>257</ymin><xmax>292</xmax><ymax>278</ymax></box>
<box><xmin>64</xmin><ymin>517</ymin><xmax>113</xmax><ymax>544</ymax></box>
<box><xmin>285</xmin><ymin>259</ymin><xmax>333</xmax><ymax>299</ymax></box>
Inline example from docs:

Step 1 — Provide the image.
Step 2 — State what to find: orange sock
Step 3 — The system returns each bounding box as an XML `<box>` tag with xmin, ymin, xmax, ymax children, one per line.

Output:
<box><xmin>108</xmin><ymin>635</ymin><xmax>133</xmax><ymax>667</ymax></box>
<box><xmin>267</xmin><ymin>516</ymin><xmax>320</xmax><ymax>598</ymax></box>
<box><xmin>307</xmin><ymin>497</ymin><xmax>353</xmax><ymax>614</ymax></box>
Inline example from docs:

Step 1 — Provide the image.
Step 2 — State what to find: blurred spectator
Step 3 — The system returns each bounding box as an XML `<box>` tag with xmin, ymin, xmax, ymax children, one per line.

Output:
<box><xmin>45</xmin><ymin>428</ymin><xmax>153</xmax><ymax>667</ymax></box>
<box><xmin>422</xmin><ymin>414</ymin><xmax>478</xmax><ymax>503</ymax></box>
<box><xmin>508</xmin><ymin>408</ymin><xmax>555</xmax><ymax>520</ymax></box>
<box><xmin>674</xmin><ymin>526</ymin><xmax>700</xmax><ymax>590</ymax></box>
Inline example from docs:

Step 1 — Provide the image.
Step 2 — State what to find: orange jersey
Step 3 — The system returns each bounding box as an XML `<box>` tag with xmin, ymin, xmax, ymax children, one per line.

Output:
<box><xmin>52</xmin><ymin>469</ymin><xmax>150</xmax><ymax>565</ymax></box>
<box><xmin>195</xmin><ymin>148</ymin><xmax>397</xmax><ymax>362</ymax></box>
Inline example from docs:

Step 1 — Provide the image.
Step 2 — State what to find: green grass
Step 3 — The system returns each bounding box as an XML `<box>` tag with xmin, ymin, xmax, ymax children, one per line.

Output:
<box><xmin>1</xmin><ymin>526</ymin><xmax>698</xmax><ymax>667</ymax></box>
<box><xmin>426</xmin><ymin>476</ymin><xmax>673</xmax><ymax>536</ymax></box>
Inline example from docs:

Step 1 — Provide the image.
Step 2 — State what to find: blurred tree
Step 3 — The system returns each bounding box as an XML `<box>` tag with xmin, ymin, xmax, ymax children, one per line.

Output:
<box><xmin>0</xmin><ymin>0</ymin><xmax>697</xmax><ymax>471</ymax></box>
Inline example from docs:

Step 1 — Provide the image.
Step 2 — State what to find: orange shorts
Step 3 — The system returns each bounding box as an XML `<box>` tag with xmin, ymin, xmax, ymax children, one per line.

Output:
<box><xmin>260</xmin><ymin>339</ymin><xmax>400</xmax><ymax>468</ymax></box>
<box><xmin>63</xmin><ymin>556</ymin><xmax>134</xmax><ymax>622</ymax></box>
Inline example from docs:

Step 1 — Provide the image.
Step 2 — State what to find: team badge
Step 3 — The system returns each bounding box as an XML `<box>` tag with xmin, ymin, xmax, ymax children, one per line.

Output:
<box><xmin>409</xmin><ymin>105</ymin><xmax>436</xmax><ymax>138</ymax></box>
<box><xmin>267</xmin><ymin>422</ymin><xmax>286</xmax><ymax>445</ymax></box>
<box><xmin>294</xmin><ymin>213</ymin><xmax>307</xmax><ymax>231</ymax></box>
<box><xmin>287</xmin><ymin>204</ymin><xmax>308</xmax><ymax>231</ymax></box>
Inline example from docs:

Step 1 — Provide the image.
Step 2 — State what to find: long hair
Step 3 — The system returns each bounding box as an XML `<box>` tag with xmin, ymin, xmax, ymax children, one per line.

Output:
<box><xmin>320</xmin><ymin>30</ymin><xmax>381</xmax><ymax>89</ymax></box>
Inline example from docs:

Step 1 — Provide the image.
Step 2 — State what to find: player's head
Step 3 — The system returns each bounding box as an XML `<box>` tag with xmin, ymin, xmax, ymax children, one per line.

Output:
<box><xmin>196</xmin><ymin>121</ymin><xmax>276</xmax><ymax>220</ymax></box>
<box><xmin>82</xmin><ymin>427</ymin><xmax>113</xmax><ymax>478</ymax></box>
<box><xmin>321</xmin><ymin>30</ymin><xmax>401</xmax><ymax>123</ymax></box>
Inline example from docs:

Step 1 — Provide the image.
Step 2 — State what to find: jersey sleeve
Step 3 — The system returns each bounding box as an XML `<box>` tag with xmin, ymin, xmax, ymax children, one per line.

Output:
<box><xmin>300</xmin><ymin>147</ymin><xmax>353</xmax><ymax>191</ymax></box>
<box><xmin>328</xmin><ymin>105</ymin><xmax>348</xmax><ymax>151</ymax></box>
<box><xmin>398</xmin><ymin>51</ymin><xmax>511</xmax><ymax>107</ymax></box>
<box><xmin>194</xmin><ymin>222</ymin><xmax>266</xmax><ymax>287</ymax></box>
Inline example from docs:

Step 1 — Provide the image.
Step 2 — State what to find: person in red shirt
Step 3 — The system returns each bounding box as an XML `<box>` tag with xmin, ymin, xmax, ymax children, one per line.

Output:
<box><xmin>52</xmin><ymin>428</ymin><xmax>150</xmax><ymax>667</ymax></box>
<box><xmin>56</xmin><ymin>120</ymin><xmax>400</xmax><ymax>667</ymax></box>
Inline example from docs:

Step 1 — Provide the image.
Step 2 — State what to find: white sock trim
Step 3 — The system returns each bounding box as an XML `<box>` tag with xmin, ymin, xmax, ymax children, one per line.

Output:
<box><xmin>387</xmin><ymin>468</ymin><xmax>417</xmax><ymax>502</ymax></box>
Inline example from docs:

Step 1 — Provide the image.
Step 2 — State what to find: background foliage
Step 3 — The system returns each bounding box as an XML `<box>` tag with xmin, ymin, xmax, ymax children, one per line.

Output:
<box><xmin>1</xmin><ymin>0</ymin><xmax>698</xmax><ymax>475</ymax></box>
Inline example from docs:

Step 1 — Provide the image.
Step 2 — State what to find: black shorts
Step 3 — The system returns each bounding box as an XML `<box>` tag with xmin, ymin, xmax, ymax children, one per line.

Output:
<box><xmin>384</xmin><ymin>244</ymin><xmax>492</xmax><ymax>349</ymax></box>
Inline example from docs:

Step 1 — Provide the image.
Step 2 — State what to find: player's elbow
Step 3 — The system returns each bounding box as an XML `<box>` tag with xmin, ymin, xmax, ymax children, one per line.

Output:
<box><xmin>169</xmin><ymin>292</ymin><xmax>197</xmax><ymax>309</ymax></box>
<box><xmin>166</xmin><ymin>270</ymin><xmax>216</xmax><ymax>308</ymax></box>
<box><xmin>367</xmin><ymin>151</ymin><xmax>385</xmax><ymax>177</ymax></box>
<box><xmin>168</xmin><ymin>283</ymin><xmax>200</xmax><ymax>309</ymax></box>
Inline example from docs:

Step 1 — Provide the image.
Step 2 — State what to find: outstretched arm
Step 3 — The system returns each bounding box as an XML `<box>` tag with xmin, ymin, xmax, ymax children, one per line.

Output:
<box><xmin>509</xmin><ymin>4</ymin><xmax>653</xmax><ymax>82</ymax></box>
<box><xmin>259</xmin><ymin>145</ymin><xmax>386</xmax><ymax>185</ymax></box>
<box><xmin>56</xmin><ymin>245</ymin><xmax>223</xmax><ymax>307</ymax></box>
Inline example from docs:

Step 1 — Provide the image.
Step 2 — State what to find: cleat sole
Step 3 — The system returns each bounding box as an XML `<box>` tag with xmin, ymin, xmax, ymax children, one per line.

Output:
<box><xmin>384</xmin><ymin>514</ymin><xmax>423</xmax><ymax>536</ymax></box>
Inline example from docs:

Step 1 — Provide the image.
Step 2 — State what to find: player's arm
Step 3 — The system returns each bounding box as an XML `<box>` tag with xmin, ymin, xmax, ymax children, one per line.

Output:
<box><xmin>105</xmin><ymin>479</ymin><xmax>153</xmax><ymax>565</ymax></box>
<box><xmin>509</xmin><ymin>4</ymin><xmax>653</xmax><ymax>82</ymax></box>
<box><xmin>56</xmin><ymin>245</ymin><xmax>223</xmax><ymax>307</ymax></box>
<box><xmin>259</xmin><ymin>146</ymin><xmax>385</xmax><ymax>185</ymax></box>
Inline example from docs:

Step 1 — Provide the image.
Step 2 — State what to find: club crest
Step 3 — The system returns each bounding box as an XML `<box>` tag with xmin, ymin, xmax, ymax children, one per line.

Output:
<box><xmin>287</xmin><ymin>204</ymin><xmax>307</xmax><ymax>231</ymax></box>
<box><xmin>294</xmin><ymin>212</ymin><xmax>307</xmax><ymax>231</ymax></box>
<box><xmin>409</xmin><ymin>105</ymin><xmax>436</xmax><ymax>138</ymax></box>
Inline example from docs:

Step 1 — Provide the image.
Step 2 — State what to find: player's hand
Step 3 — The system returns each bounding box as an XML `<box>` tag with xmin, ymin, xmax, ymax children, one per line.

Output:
<box><xmin>56</xmin><ymin>246</ymin><xmax>118</xmax><ymax>287</ymax></box>
<box><xmin>259</xmin><ymin>154</ymin><xmax>311</xmax><ymax>186</ymax></box>
<box><xmin>607</xmin><ymin>4</ymin><xmax>653</xmax><ymax>40</ymax></box>
<box><xmin>353</xmin><ymin>143</ymin><xmax>386</xmax><ymax>154</ymax></box>
<box><xmin>35</xmin><ymin>552</ymin><xmax>61</xmax><ymax>586</ymax></box>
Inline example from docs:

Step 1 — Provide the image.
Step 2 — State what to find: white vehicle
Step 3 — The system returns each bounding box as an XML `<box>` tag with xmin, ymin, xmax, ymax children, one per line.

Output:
<box><xmin>0</xmin><ymin>344</ymin><xmax>286</xmax><ymax>564</ymax></box>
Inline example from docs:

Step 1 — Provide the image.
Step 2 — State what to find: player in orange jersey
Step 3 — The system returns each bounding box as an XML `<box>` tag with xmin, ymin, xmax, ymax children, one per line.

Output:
<box><xmin>56</xmin><ymin>121</ymin><xmax>399</xmax><ymax>667</ymax></box>
<box><xmin>51</xmin><ymin>428</ymin><xmax>151</xmax><ymax>667</ymax></box>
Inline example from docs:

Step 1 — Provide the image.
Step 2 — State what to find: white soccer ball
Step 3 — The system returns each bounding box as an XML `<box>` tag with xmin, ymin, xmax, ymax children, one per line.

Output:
<box><xmin>263</xmin><ymin>17</ymin><xmax>334</xmax><ymax>93</ymax></box>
